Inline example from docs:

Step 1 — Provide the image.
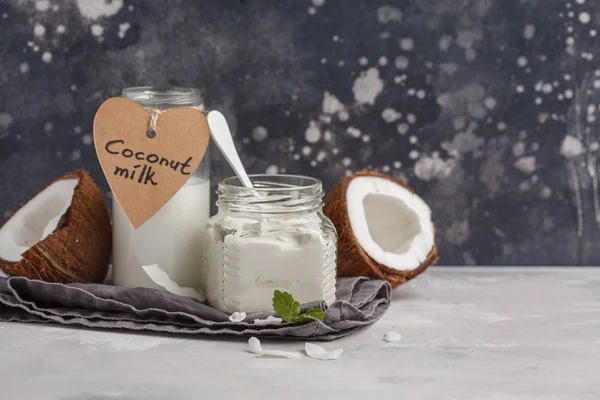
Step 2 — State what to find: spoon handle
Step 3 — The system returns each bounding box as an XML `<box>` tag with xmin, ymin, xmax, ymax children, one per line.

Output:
<box><xmin>207</xmin><ymin>110</ymin><xmax>254</xmax><ymax>188</ymax></box>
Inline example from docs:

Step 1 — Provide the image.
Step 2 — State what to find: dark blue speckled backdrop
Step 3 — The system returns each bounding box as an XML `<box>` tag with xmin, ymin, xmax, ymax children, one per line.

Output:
<box><xmin>1</xmin><ymin>0</ymin><xmax>600</xmax><ymax>265</ymax></box>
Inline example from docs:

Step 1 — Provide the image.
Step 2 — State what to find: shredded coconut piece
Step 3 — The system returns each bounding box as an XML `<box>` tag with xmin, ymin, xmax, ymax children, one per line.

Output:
<box><xmin>253</xmin><ymin>316</ymin><xmax>283</xmax><ymax>325</ymax></box>
<box><xmin>384</xmin><ymin>331</ymin><xmax>402</xmax><ymax>342</ymax></box>
<box><xmin>305</xmin><ymin>343</ymin><xmax>343</xmax><ymax>360</ymax></box>
<box><xmin>229</xmin><ymin>311</ymin><xmax>247</xmax><ymax>323</ymax></box>
<box><xmin>141</xmin><ymin>264</ymin><xmax>205</xmax><ymax>302</ymax></box>
<box><xmin>247</xmin><ymin>337</ymin><xmax>301</xmax><ymax>359</ymax></box>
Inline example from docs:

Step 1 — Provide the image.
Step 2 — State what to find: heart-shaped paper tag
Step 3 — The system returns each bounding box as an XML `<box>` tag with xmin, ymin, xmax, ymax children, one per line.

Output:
<box><xmin>94</xmin><ymin>97</ymin><xmax>210</xmax><ymax>229</ymax></box>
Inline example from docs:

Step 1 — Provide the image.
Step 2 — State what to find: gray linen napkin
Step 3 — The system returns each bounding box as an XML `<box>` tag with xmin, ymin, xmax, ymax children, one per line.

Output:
<box><xmin>0</xmin><ymin>276</ymin><xmax>391</xmax><ymax>341</ymax></box>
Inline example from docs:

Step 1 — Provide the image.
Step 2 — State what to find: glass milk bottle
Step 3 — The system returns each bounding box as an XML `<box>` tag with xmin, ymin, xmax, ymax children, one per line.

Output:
<box><xmin>112</xmin><ymin>86</ymin><xmax>210</xmax><ymax>292</ymax></box>
<box><xmin>205</xmin><ymin>175</ymin><xmax>337</xmax><ymax>314</ymax></box>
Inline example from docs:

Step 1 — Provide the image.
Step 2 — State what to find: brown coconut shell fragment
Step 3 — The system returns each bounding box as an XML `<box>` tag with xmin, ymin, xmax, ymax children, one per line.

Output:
<box><xmin>0</xmin><ymin>169</ymin><xmax>111</xmax><ymax>283</ymax></box>
<box><xmin>324</xmin><ymin>170</ymin><xmax>439</xmax><ymax>288</ymax></box>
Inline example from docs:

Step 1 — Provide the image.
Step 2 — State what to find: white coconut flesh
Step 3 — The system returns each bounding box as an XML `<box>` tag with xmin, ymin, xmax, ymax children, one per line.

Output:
<box><xmin>346</xmin><ymin>176</ymin><xmax>434</xmax><ymax>271</ymax></box>
<box><xmin>0</xmin><ymin>179</ymin><xmax>78</xmax><ymax>263</ymax></box>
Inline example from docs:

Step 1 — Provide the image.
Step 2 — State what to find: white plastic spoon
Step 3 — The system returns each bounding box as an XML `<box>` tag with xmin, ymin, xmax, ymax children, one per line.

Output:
<box><xmin>207</xmin><ymin>110</ymin><xmax>254</xmax><ymax>188</ymax></box>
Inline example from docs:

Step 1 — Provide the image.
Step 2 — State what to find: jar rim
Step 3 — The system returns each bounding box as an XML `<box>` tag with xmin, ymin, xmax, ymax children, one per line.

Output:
<box><xmin>220</xmin><ymin>174</ymin><xmax>322</xmax><ymax>192</ymax></box>
<box><xmin>122</xmin><ymin>86</ymin><xmax>203</xmax><ymax>105</ymax></box>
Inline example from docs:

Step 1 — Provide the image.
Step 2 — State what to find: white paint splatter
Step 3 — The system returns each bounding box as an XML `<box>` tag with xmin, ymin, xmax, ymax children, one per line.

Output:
<box><xmin>523</xmin><ymin>23</ymin><xmax>536</xmax><ymax>40</ymax></box>
<box><xmin>439</xmin><ymin>34</ymin><xmax>452</xmax><ymax>51</ymax></box>
<box><xmin>56</xmin><ymin>25</ymin><xmax>66</xmax><ymax>34</ymax></box>
<box><xmin>561</xmin><ymin>135</ymin><xmax>584</xmax><ymax>157</ymax></box>
<box><xmin>565</xmin><ymin>89</ymin><xmax>574</xmax><ymax>99</ymax></box>
<box><xmin>513</xmin><ymin>142</ymin><xmax>525</xmax><ymax>157</ymax></box>
<box><xmin>579</xmin><ymin>12</ymin><xmax>591</xmax><ymax>24</ymax></box>
<box><xmin>69</xmin><ymin>149</ymin><xmax>81</xmax><ymax>161</ymax></box>
<box><xmin>347</xmin><ymin>126</ymin><xmax>361</xmax><ymax>138</ymax></box>
<box><xmin>41</xmin><ymin>52</ymin><xmax>52</xmax><ymax>63</ymax></box>
<box><xmin>265</xmin><ymin>165</ymin><xmax>279</xmax><ymax>174</ymax></box>
<box><xmin>517</xmin><ymin>56</ymin><xmax>527</xmax><ymax>67</ymax></box>
<box><xmin>76</xmin><ymin>0</ymin><xmax>123</xmax><ymax>20</ymax></box>
<box><xmin>338</xmin><ymin>110</ymin><xmax>349</xmax><ymax>121</ymax></box>
<box><xmin>381</xmin><ymin>108</ymin><xmax>402</xmax><ymax>123</ymax></box>
<box><xmin>394</xmin><ymin>56</ymin><xmax>410</xmax><ymax>69</ymax></box>
<box><xmin>305</xmin><ymin>120</ymin><xmax>321</xmax><ymax>143</ymax></box>
<box><xmin>302</xmin><ymin>146</ymin><xmax>312</xmax><ymax>156</ymax></box>
<box><xmin>397</xmin><ymin>123</ymin><xmax>409</xmax><ymax>135</ymax></box>
<box><xmin>516</xmin><ymin>84</ymin><xmax>524</xmax><ymax>93</ymax></box>
<box><xmin>118</xmin><ymin>22</ymin><xmax>130</xmax><ymax>38</ymax></box>
<box><xmin>399</xmin><ymin>37</ymin><xmax>414</xmax><ymax>51</ymax></box>
<box><xmin>414</xmin><ymin>154</ymin><xmax>454</xmax><ymax>181</ymax></box>
<box><xmin>377</xmin><ymin>5</ymin><xmax>402</xmax><ymax>23</ymax></box>
<box><xmin>484</xmin><ymin>97</ymin><xmax>497</xmax><ymax>109</ymax></box>
<box><xmin>456</xmin><ymin>30</ymin><xmax>481</xmax><ymax>48</ymax></box>
<box><xmin>91</xmin><ymin>24</ymin><xmax>103</xmax><ymax>36</ymax></box>
<box><xmin>35</xmin><ymin>0</ymin><xmax>50</xmax><ymax>11</ymax></box>
<box><xmin>409</xmin><ymin>150</ymin><xmax>419</xmax><ymax>160</ymax></box>
<box><xmin>81</xmin><ymin>134</ymin><xmax>93</xmax><ymax>145</ymax></box>
<box><xmin>358</xmin><ymin>56</ymin><xmax>368</xmax><ymax>66</ymax></box>
<box><xmin>409</xmin><ymin>135</ymin><xmax>418</xmax><ymax>144</ymax></box>
<box><xmin>251</xmin><ymin>126</ymin><xmax>268</xmax><ymax>142</ymax></box>
<box><xmin>0</xmin><ymin>113</ymin><xmax>13</xmax><ymax>129</ymax></box>
<box><xmin>19</xmin><ymin>62</ymin><xmax>29</xmax><ymax>74</ymax></box>
<box><xmin>378</xmin><ymin>56</ymin><xmax>388</xmax><ymax>66</ymax></box>
<box><xmin>33</xmin><ymin>24</ymin><xmax>46</xmax><ymax>37</ymax></box>
<box><xmin>311</xmin><ymin>0</ymin><xmax>325</xmax><ymax>6</ymax></box>
<box><xmin>416</xmin><ymin>90</ymin><xmax>426</xmax><ymax>99</ymax></box>
<box><xmin>514</xmin><ymin>156</ymin><xmax>536</xmax><ymax>174</ymax></box>
<box><xmin>406</xmin><ymin>113</ymin><xmax>417</xmax><ymax>124</ymax></box>
<box><xmin>322</xmin><ymin>91</ymin><xmax>345</xmax><ymax>114</ymax></box>
<box><xmin>352</xmin><ymin>68</ymin><xmax>384</xmax><ymax>105</ymax></box>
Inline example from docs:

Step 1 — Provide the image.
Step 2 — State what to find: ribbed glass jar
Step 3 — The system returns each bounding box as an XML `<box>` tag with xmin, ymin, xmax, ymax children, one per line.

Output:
<box><xmin>205</xmin><ymin>175</ymin><xmax>337</xmax><ymax>314</ymax></box>
<box><xmin>112</xmin><ymin>86</ymin><xmax>210</xmax><ymax>292</ymax></box>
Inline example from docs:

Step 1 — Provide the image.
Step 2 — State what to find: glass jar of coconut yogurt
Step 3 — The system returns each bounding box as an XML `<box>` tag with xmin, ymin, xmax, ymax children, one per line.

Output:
<box><xmin>205</xmin><ymin>175</ymin><xmax>337</xmax><ymax>314</ymax></box>
<box><xmin>112</xmin><ymin>86</ymin><xmax>210</xmax><ymax>291</ymax></box>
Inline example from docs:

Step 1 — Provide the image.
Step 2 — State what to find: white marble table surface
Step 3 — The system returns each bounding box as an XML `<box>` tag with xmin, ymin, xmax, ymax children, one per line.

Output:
<box><xmin>1</xmin><ymin>268</ymin><xmax>598</xmax><ymax>400</ymax></box>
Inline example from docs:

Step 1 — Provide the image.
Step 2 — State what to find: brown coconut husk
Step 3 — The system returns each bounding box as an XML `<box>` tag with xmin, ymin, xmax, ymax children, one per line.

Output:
<box><xmin>0</xmin><ymin>169</ymin><xmax>111</xmax><ymax>283</ymax></box>
<box><xmin>324</xmin><ymin>170</ymin><xmax>439</xmax><ymax>288</ymax></box>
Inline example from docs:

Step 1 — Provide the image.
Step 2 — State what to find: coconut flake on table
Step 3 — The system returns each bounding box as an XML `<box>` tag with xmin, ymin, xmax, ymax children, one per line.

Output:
<box><xmin>305</xmin><ymin>343</ymin><xmax>343</xmax><ymax>361</ymax></box>
<box><xmin>383</xmin><ymin>331</ymin><xmax>402</xmax><ymax>342</ymax></box>
<box><xmin>248</xmin><ymin>337</ymin><xmax>301</xmax><ymax>359</ymax></box>
<box><xmin>253</xmin><ymin>315</ymin><xmax>283</xmax><ymax>325</ymax></box>
<box><xmin>229</xmin><ymin>311</ymin><xmax>247</xmax><ymax>323</ymax></box>
<box><xmin>0</xmin><ymin>179</ymin><xmax>78</xmax><ymax>262</ymax></box>
<box><xmin>142</xmin><ymin>264</ymin><xmax>205</xmax><ymax>302</ymax></box>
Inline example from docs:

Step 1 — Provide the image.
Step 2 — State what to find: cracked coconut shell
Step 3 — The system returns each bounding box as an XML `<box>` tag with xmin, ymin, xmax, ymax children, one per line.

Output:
<box><xmin>0</xmin><ymin>169</ymin><xmax>111</xmax><ymax>283</ymax></box>
<box><xmin>324</xmin><ymin>170</ymin><xmax>438</xmax><ymax>288</ymax></box>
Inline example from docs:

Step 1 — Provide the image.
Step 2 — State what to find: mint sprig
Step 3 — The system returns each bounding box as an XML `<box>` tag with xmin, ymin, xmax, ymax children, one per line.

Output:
<box><xmin>272</xmin><ymin>290</ymin><xmax>325</xmax><ymax>323</ymax></box>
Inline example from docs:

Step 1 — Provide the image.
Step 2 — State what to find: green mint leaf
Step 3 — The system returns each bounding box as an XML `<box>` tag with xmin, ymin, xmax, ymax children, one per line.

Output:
<box><xmin>272</xmin><ymin>290</ymin><xmax>301</xmax><ymax>322</ymax></box>
<box><xmin>294</xmin><ymin>306</ymin><xmax>325</xmax><ymax>322</ymax></box>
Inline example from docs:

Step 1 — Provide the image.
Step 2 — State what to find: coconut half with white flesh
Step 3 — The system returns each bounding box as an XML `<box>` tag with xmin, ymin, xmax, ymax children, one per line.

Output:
<box><xmin>0</xmin><ymin>169</ymin><xmax>111</xmax><ymax>283</ymax></box>
<box><xmin>324</xmin><ymin>170</ymin><xmax>438</xmax><ymax>288</ymax></box>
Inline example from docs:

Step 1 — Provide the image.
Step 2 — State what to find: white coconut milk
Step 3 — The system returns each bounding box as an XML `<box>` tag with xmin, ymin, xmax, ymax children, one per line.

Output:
<box><xmin>205</xmin><ymin>215</ymin><xmax>337</xmax><ymax>314</ymax></box>
<box><xmin>112</xmin><ymin>176</ymin><xmax>210</xmax><ymax>290</ymax></box>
